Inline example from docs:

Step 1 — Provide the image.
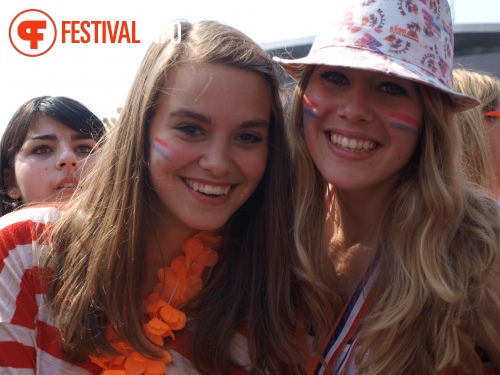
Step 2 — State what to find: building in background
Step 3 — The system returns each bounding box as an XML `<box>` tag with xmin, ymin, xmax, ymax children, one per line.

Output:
<box><xmin>264</xmin><ymin>23</ymin><xmax>500</xmax><ymax>80</ymax></box>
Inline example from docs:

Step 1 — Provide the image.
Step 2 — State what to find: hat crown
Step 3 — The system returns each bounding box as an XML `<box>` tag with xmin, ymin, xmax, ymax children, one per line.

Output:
<box><xmin>312</xmin><ymin>0</ymin><xmax>454</xmax><ymax>89</ymax></box>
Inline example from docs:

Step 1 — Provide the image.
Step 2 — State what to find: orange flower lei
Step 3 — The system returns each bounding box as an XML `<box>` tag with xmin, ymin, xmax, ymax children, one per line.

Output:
<box><xmin>89</xmin><ymin>231</ymin><xmax>222</xmax><ymax>375</ymax></box>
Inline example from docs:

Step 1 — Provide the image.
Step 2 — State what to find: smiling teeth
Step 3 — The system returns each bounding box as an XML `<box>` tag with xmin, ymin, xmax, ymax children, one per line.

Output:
<box><xmin>330</xmin><ymin>133</ymin><xmax>376</xmax><ymax>152</ymax></box>
<box><xmin>58</xmin><ymin>183</ymin><xmax>76</xmax><ymax>189</ymax></box>
<box><xmin>185</xmin><ymin>179</ymin><xmax>231</xmax><ymax>196</ymax></box>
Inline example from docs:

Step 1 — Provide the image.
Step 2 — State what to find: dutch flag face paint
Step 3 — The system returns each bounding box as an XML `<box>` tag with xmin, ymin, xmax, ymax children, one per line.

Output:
<box><xmin>388</xmin><ymin>113</ymin><xmax>420</xmax><ymax>135</ymax></box>
<box><xmin>153</xmin><ymin>136</ymin><xmax>171</xmax><ymax>161</ymax></box>
<box><xmin>303</xmin><ymin>95</ymin><xmax>319</xmax><ymax>119</ymax></box>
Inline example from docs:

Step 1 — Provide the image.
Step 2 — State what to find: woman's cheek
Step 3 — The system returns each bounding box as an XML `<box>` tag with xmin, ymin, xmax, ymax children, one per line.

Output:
<box><xmin>303</xmin><ymin>94</ymin><xmax>320</xmax><ymax>127</ymax></box>
<box><xmin>388</xmin><ymin>112</ymin><xmax>421</xmax><ymax>137</ymax></box>
<box><xmin>152</xmin><ymin>136</ymin><xmax>172</xmax><ymax>161</ymax></box>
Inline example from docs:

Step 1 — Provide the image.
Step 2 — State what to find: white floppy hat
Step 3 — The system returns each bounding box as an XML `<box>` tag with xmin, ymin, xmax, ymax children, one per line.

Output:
<box><xmin>273</xmin><ymin>0</ymin><xmax>479</xmax><ymax>112</ymax></box>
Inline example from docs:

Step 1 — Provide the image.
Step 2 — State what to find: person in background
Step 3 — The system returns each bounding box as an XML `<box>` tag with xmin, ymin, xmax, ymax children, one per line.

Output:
<box><xmin>275</xmin><ymin>0</ymin><xmax>500</xmax><ymax>373</ymax></box>
<box><xmin>0</xmin><ymin>20</ymin><xmax>315</xmax><ymax>374</ymax></box>
<box><xmin>0</xmin><ymin>96</ymin><xmax>105</xmax><ymax>216</ymax></box>
<box><xmin>453</xmin><ymin>68</ymin><xmax>500</xmax><ymax>203</ymax></box>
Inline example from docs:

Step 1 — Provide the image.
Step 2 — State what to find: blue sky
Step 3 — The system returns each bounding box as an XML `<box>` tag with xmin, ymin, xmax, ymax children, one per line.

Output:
<box><xmin>1</xmin><ymin>0</ymin><xmax>499</xmax><ymax>135</ymax></box>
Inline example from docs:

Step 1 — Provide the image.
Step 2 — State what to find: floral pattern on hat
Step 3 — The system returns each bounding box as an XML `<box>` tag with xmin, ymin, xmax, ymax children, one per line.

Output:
<box><xmin>274</xmin><ymin>0</ymin><xmax>479</xmax><ymax>112</ymax></box>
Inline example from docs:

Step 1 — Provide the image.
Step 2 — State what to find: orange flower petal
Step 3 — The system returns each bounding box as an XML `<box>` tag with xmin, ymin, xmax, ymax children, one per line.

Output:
<box><xmin>157</xmin><ymin>268</ymin><xmax>166</xmax><ymax>283</ymax></box>
<box><xmin>183</xmin><ymin>237</ymin><xmax>204</xmax><ymax>259</ymax></box>
<box><xmin>146</xmin><ymin>294</ymin><xmax>168</xmax><ymax>313</ymax></box>
<box><xmin>149</xmin><ymin>334</ymin><xmax>165</xmax><ymax>346</ymax></box>
<box><xmin>170</xmin><ymin>260</ymin><xmax>187</xmax><ymax>278</ymax></box>
<box><xmin>184</xmin><ymin>275</ymin><xmax>203</xmax><ymax>300</ymax></box>
<box><xmin>159</xmin><ymin>303</ymin><xmax>183</xmax><ymax>322</ymax></box>
<box><xmin>187</xmin><ymin>250</ymin><xmax>219</xmax><ymax>276</ymax></box>
<box><xmin>112</xmin><ymin>340</ymin><xmax>134</xmax><ymax>353</ymax></box>
<box><xmin>103</xmin><ymin>371</ymin><xmax>128</xmax><ymax>375</ymax></box>
<box><xmin>146</xmin><ymin>318</ymin><xmax>170</xmax><ymax>336</ymax></box>
<box><xmin>131</xmin><ymin>351</ymin><xmax>147</xmax><ymax>362</ymax></box>
<box><xmin>125</xmin><ymin>354</ymin><xmax>147</xmax><ymax>375</ymax></box>
<box><xmin>159</xmin><ymin>304</ymin><xmax>186</xmax><ymax>330</ymax></box>
<box><xmin>161</xmin><ymin>267</ymin><xmax>187</xmax><ymax>304</ymax></box>
<box><xmin>194</xmin><ymin>232</ymin><xmax>223</xmax><ymax>250</ymax></box>
<box><xmin>112</xmin><ymin>355</ymin><xmax>127</xmax><ymax>365</ymax></box>
<box><xmin>199</xmin><ymin>249</ymin><xmax>219</xmax><ymax>266</ymax></box>
<box><xmin>159</xmin><ymin>349</ymin><xmax>172</xmax><ymax>364</ymax></box>
<box><xmin>146</xmin><ymin>357</ymin><xmax>169</xmax><ymax>373</ymax></box>
<box><xmin>89</xmin><ymin>355</ymin><xmax>111</xmax><ymax>369</ymax></box>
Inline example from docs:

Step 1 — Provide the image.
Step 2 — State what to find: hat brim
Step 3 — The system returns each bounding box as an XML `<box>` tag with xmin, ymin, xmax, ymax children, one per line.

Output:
<box><xmin>273</xmin><ymin>46</ymin><xmax>480</xmax><ymax>112</ymax></box>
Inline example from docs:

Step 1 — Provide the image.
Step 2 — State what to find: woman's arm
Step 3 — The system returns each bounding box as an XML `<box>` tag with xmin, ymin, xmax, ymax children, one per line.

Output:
<box><xmin>0</xmin><ymin>213</ymin><xmax>42</xmax><ymax>373</ymax></box>
<box><xmin>0</xmin><ymin>207</ymin><xmax>96</xmax><ymax>374</ymax></box>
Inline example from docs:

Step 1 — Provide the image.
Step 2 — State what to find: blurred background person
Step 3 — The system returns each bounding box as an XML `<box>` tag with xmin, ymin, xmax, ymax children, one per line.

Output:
<box><xmin>0</xmin><ymin>96</ymin><xmax>106</xmax><ymax>216</ymax></box>
<box><xmin>453</xmin><ymin>69</ymin><xmax>500</xmax><ymax>203</ymax></box>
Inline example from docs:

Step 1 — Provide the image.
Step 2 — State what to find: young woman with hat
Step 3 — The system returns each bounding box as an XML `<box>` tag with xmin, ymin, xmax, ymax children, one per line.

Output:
<box><xmin>275</xmin><ymin>0</ymin><xmax>500</xmax><ymax>373</ymax></box>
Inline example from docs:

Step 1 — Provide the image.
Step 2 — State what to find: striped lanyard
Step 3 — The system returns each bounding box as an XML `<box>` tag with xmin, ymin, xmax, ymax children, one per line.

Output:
<box><xmin>313</xmin><ymin>269</ymin><xmax>377</xmax><ymax>375</ymax></box>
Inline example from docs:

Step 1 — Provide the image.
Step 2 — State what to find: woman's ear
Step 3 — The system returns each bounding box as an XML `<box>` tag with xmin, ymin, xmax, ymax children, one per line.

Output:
<box><xmin>3</xmin><ymin>168</ymin><xmax>21</xmax><ymax>200</ymax></box>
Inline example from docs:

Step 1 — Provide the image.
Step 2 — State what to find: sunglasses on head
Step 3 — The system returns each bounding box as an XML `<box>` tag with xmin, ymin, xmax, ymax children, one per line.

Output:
<box><xmin>483</xmin><ymin>111</ymin><xmax>500</xmax><ymax>118</ymax></box>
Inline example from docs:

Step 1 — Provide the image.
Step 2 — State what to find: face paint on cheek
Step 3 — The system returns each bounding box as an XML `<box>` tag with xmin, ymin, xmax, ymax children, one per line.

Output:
<box><xmin>389</xmin><ymin>113</ymin><xmax>420</xmax><ymax>135</ymax></box>
<box><xmin>303</xmin><ymin>95</ymin><xmax>319</xmax><ymax>119</ymax></box>
<box><xmin>152</xmin><ymin>137</ymin><xmax>171</xmax><ymax>161</ymax></box>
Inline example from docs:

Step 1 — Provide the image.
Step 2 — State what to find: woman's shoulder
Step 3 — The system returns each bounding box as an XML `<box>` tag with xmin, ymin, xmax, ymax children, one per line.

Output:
<box><xmin>0</xmin><ymin>204</ymin><xmax>65</xmax><ymax>230</ymax></box>
<box><xmin>0</xmin><ymin>205</ymin><xmax>66</xmax><ymax>266</ymax></box>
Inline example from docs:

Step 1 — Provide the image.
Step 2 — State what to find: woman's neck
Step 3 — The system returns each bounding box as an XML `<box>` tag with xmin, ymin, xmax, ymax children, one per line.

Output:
<box><xmin>333</xmin><ymin>186</ymin><xmax>389</xmax><ymax>246</ymax></box>
<box><xmin>328</xmin><ymin>186</ymin><xmax>389</xmax><ymax>300</ymax></box>
<box><xmin>144</xmin><ymin>219</ymin><xmax>203</xmax><ymax>293</ymax></box>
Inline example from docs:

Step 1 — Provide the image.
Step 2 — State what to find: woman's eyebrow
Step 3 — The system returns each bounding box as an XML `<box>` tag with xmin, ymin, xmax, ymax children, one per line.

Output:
<box><xmin>29</xmin><ymin>133</ymin><xmax>94</xmax><ymax>141</ymax></box>
<box><xmin>240</xmin><ymin>119</ymin><xmax>270</xmax><ymax>129</ymax></box>
<box><xmin>170</xmin><ymin>109</ymin><xmax>211</xmax><ymax>124</ymax></box>
<box><xmin>170</xmin><ymin>109</ymin><xmax>269</xmax><ymax>129</ymax></box>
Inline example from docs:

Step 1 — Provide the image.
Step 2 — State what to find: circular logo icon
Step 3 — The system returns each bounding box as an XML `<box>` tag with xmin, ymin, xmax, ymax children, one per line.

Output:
<box><xmin>9</xmin><ymin>9</ymin><xmax>57</xmax><ymax>57</ymax></box>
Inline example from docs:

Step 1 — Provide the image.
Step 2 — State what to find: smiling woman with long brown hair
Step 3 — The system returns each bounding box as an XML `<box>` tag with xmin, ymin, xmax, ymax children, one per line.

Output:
<box><xmin>0</xmin><ymin>21</ymin><xmax>318</xmax><ymax>374</ymax></box>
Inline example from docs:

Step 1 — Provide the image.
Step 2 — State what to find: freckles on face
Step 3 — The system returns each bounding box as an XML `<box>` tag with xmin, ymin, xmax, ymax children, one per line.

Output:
<box><xmin>388</xmin><ymin>112</ymin><xmax>421</xmax><ymax>136</ymax></box>
<box><xmin>153</xmin><ymin>136</ymin><xmax>172</xmax><ymax>161</ymax></box>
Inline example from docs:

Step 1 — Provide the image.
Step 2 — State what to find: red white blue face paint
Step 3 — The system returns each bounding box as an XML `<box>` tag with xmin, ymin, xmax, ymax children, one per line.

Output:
<box><xmin>388</xmin><ymin>113</ymin><xmax>420</xmax><ymax>135</ymax></box>
<box><xmin>153</xmin><ymin>136</ymin><xmax>171</xmax><ymax>161</ymax></box>
<box><xmin>303</xmin><ymin>95</ymin><xmax>319</xmax><ymax>119</ymax></box>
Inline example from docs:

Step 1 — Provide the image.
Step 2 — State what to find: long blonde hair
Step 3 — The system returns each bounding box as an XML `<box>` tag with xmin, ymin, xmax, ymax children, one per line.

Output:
<box><xmin>292</xmin><ymin>67</ymin><xmax>500</xmax><ymax>374</ymax></box>
<box><xmin>453</xmin><ymin>68</ymin><xmax>499</xmax><ymax>194</ymax></box>
<box><xmin>287</xmin><ymin>66</ymin><xmax>342</xmax><ymax>356</ymax></box>
<box><xmin>45</xmin><ymin>20</ymin><xmax>306</xmax><ymax>373</ymax></box>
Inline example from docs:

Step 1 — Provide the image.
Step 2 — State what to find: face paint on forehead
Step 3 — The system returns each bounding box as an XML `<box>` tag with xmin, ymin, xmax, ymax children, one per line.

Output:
<box><xmin>389</xmin><ymin>113</ymin><xmax>420</xmax><ymax>135</ymax></box>
<box><xmin>153</xmin><ymin>137</ymin><xmax>171</xmax><ymax>161</ymax></box>
<box><xmin>303</xmin><ymin>95</ymin><xmax>319</xmax><ymax>119</ymax></box>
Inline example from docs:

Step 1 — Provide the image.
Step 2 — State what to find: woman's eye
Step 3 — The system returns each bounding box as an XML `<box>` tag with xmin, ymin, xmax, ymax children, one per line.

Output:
<box><xmin>75</xmin><ymin>145</ymin><xmax>93</xmax><ymax>154</ymax></box>
<box><xmin>321</xmin><ymin>71</ymin><xmax>348</xmax><ymax>85</ymax></box>
<box><xmin>237</xmin><ymin>133</ymin><xmax>263</xmax><ymax>143</ymax></box>
<box><xmin>379</xmin><ymin>83</ymin><xmax>407</xmax><ymax>96</ymax></box>
<box><xmin>177</xmin><ymin>125</ymin><xmax>203</xmax><ymax>137</ymax></box>
<box><xmin>32</xmin><ymin>145</ymin><xmax>51</xmax><ymax>154</ymax></box>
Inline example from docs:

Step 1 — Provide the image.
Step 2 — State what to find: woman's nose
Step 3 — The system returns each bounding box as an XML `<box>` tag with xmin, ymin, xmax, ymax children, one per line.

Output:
<box><xmin>198</xmin><ymin>141</ymin><xmax>233</xmax><ymax>176</ymax></box>
<box><xmin>337</xmin><ymin>85</ymin><xmax>374</xmax><ymax>124</ymax></box>
<box><xmin>56</xmin><ymin>148</ymin><xmax>78</xmax><ymax>170</ymax></box>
